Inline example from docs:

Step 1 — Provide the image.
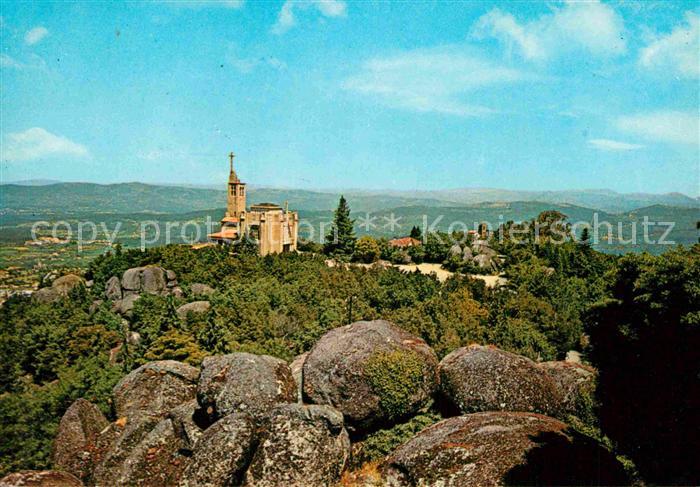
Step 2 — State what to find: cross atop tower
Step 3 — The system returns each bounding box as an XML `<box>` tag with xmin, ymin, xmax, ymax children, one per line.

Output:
<box><xmin>229</xmin><ymin>151</ymin><xmax>235</xmax><ymax>173</ymax></box>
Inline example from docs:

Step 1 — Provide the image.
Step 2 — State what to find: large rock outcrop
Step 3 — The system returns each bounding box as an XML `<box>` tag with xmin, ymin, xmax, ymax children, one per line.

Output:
<box><xmin>52</xmin><ymin>275</ymin><xmax>85</xmax><ymax>294</ymax></box>
<box><xmin>303</xmin><ymin>320</ymin><xmax>439</xmax><ymax>434</ymax></box>
<box><xmin>45</xmin><ymin>350</ymin><xmax>608</xmax><ymax>487</ymax></box>
<box><xmin>167</xmin><ymin>400</ymin><xmax>204</xmax><ymax>451</ymax></box>
<box><xmin>51</xmin><ymin>399</ymin><xmax>109</xmax><ymax>483</ymax></box>
<box><xmin>0</xmin><ymin>471</ymin><xmax>83</xmax><ymax>487</ymax></box>
<box><xmin>180</xmin><ymin>413</ymin><xmax>257</xmax><ymax>487</ymax></box>
<box><xmin>439</xmin><ymin>345</ymin><xmax>560</xmax><ymax>416</ymax></box>
<box><xmin>176</xmin><ymin>301</ymin><xmax>211</xmax><ymax>320</ymax></box>
<box><xmin>382</xmin><ymin>412</ymin><xmax>629</xmax><ymax>486</ymax></box>
<box><xmin>32</xmin><ymin>274</ymin><xmax>85</xmax><ymax>303</ymax></box>
<box><xmin>107</xmin><ymin>266</ymin><xmax>178</xmax><ymax>301</ymax></box>
<box><xmin>105</xmin><ymin>276</ymin><xmax>122</xmax><ymax>300</ymax></box>
<box><xmin>243</xmin><ymin>404</ymin><xmax>351</xmax><ymax>487</ymax></box>
<box><xmin>113</xmin><ymin>360</ymin><xmax>199</xmax><ymax>419</ymax></box>
<box><xmin>111</xmin><ymin>294</ymin><xmax>140</xmax><ymax>317</ymax></box>
<box><xmin>122</xmin><ymin>267</ymin><xmax>170</xmax><ymax>296</ymax></box>
<box><xmin>473</xmin><ymin>253</ymin><xmax>497</xmax><ymax>271</ymax></box>
<box><xmin>92</xmin><ymin>416</ymin><xmax>161</xmax><ymax>485</ymax></box>
<box><xmin>448</xmin><ymin>244</ymin><xmax>462</xmax><ymax>258</ymax></box>
<box><xmin>141</xmin><ymin>267</ymin><xmax>167</xmax><ymax>295</ymax></box>
<box><xmin>538</xmin><ymin>361</ymin><xmax>597</xmax><ymax>418</ymax></box>
<box><xmin>94</xmin><ymin>418</ymin><xmax>189</xmax><ymax>487</ymax></box>
<box><xmin>197</xmin><ymin>353</ymin><xmax>296</xmax><ymax>422</ymax></box>
<box><xmin>189</xmin><ymin>283</ymin><xmax>215</xmax><ymax>297</ymax></box>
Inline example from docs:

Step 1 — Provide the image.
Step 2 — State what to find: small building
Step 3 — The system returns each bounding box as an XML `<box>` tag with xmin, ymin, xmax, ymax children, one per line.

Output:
<box><xmin>388</xmin><ymin>237</ymin><xmax>422</xmax><ymax>248</ymax></box>
<box><xmin>208</xmin><ymin>152</ymin><xmax>299</xmax><ymax>255</ymax></box>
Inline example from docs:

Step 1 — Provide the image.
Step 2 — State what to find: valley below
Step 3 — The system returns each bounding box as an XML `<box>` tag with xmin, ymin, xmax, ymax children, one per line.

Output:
<box><xmin>1</xmin><ymin>182</ymin><xmax>697</xmax><ymax>297</ymax></box>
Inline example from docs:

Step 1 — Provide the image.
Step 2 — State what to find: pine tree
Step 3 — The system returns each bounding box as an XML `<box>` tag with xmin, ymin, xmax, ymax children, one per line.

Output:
<box><xmin>579</xmin><ymin>227</ymin><xmax>591</xmax><ymax>247</ymax></box>
<box><xmin>410</xmin><ymin>225</ymin><xmax>422</xmax><ymax>240</ymax></box>
<box><xmin>324</xmin><ymin>195</ymin><xmax>356</xmax><ymax>259</ymax></box>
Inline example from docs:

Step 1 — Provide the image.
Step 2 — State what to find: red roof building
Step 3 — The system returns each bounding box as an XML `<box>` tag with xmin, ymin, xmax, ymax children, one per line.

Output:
<box><xmin>388</xmin><ymin>237</ymin><xmax>421</xmax><ymax>248</ymax></box>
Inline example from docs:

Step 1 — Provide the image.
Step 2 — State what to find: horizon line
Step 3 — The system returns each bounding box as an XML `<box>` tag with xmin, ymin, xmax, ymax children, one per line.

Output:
<box><xmin>2</xmin><ymin>178</ymin><xmax>698</xmax><ymax>199</ymax></box>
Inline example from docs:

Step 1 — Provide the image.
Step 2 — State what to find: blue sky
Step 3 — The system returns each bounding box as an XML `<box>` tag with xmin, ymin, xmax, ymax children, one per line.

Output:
<box><xmin>1</xmin><ymin>1</ymin><xmax>698</xmax><ymax>195</ymax></box>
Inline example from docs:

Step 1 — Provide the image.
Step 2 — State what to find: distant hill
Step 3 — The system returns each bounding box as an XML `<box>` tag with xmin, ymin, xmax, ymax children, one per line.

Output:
<box><xmin>2</xmin><ymin>181</ymin><xmax>697</xmax><ymax>215</ymax></box>
<box><xmin>359</xmin><ymin>188</ymin><xmax>699</xmax><ymax>214</ymax></box>
<box><xmin>3</xmin><ymin>179</ymin><xmax>62</xmax><ymax>186</ymax></box>
<box><xmin>0</xmin><ymin>182</ymin><xmax>454</xmax><ymax>214</ymax></box>
<box><xmin>0</xmin><ymin>197</ymin><xmax>696</xmax><ymax>254</ymax></box>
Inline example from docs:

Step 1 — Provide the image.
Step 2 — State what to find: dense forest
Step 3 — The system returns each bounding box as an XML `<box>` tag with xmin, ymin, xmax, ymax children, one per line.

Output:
<box><xmin>0</xmin><ymin>205</ymin><xmax>698</xmax><ymax>484</ymax></box>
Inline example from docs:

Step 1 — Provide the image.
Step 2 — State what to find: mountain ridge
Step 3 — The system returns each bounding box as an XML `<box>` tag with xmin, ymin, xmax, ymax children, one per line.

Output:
<box><xmin>2</xmin><ymin>181</ymin><xmax>698</xmax><ymax>215</ymax></box>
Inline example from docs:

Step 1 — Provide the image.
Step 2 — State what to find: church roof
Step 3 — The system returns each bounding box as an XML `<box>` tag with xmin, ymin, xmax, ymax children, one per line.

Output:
<box><xmin>250</xmin><ymin>203</ymin><xmax>282</xmax><ymax>212</ymax></box>
<box><xmin>208</xmin><ymin>228</ymin><xmax>239</xmax><ymax>240</ymax></box>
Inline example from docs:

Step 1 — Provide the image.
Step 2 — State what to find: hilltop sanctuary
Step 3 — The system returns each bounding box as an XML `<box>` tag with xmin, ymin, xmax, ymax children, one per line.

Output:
<box><xmin>208</xmin><ymin>152</ymin><xmax>299</xmax><ymax>255</ymax></box>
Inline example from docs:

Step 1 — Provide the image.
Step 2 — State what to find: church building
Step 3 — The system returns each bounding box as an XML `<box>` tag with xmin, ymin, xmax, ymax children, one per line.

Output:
<box><xmin>208</xmin><ymin>152</ymin><xmax>299</xmax><ymax>255</ymax></box>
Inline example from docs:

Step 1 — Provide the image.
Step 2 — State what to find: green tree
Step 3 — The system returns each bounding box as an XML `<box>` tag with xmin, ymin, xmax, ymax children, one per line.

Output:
<box><xmin>324</xmin><ymin>195</ymin><xmax>356</xmax><ymax>259</ymax></box>
<box><xmin>535</xmin><ymin>210</ymin><xmax>571</xmax><ymax>243</ymax></box>
<box><xmin>354</xmin><ymin>236</ymin><xmax>381</xmax><ymax>263</ymax></box>
<box><xmin>409</xmin><ymin>225</ymin><xmax>423</xmax><ymax>240</ymax></box>
<box><xmin>144</xmin><ymin>329</ymin><xmax>207</xmax><ymax>366</ymax></box>
<box><xmin>579</xmin><ymin>227</ymin><xmax>591</xmax><ymax>247</ymax></box>
<box><xmin>233</xmin><ymin>232</ymin><xmax>260</xmax><ymax>255</ymax></box>
<box><xmin>423</xmin><ymin>232</ymin><xmax>449</xmax><ymax>263</ymax></box>
<box><xmin>587</xmin><ymin>247</ymin><xmax>700</xmax><ymax>484</ymax></box>
<box><xmin>407</xmin><ymin>244</ymin><xmax>425</xmax><ymax>264</ymax></box>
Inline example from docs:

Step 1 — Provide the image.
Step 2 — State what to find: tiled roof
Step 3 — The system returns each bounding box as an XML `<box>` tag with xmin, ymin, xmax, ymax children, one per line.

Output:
<box><xmin>388</xmin><ymin>237</ymin><xmax>421</xmax><ymax>247</ymax></box>
<box><xmin>208</xmin><ymin>228</ymin><xmax>239</xmax><ymax>240</ymax></box>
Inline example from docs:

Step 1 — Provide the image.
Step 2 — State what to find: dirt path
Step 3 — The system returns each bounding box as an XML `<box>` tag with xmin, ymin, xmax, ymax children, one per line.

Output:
<box><xmin>327</xmin><ymin>260</ymin><xmax>507</xmax><ymax>287</ymax></box>
<box><xmin>396</xmin><ymin>263</ymin><xmax>507</xmax><ymax>287</ymax></box>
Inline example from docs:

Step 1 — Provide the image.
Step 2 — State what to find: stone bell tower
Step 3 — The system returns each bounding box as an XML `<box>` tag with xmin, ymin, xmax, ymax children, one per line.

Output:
<box><xmin>209</xmin><ymin>150</ymin><xmax>298</xmax><ymax>255</ymax></box>
<box><xmin>226</xmin><ymin>151</ymin><xmax>246</xmax><ymax>218</ymax></box>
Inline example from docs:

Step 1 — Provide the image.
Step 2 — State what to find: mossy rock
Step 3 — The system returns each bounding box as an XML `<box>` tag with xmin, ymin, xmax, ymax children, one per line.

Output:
<box><xmin>382</xmin><ymin>412</ymin><xmax>631</xmax><ymax>486</ymax></box>
<box><xmin>303</xmin><ymin>320</ymin><xmax>439</xmax><ymax>435</ymax></box>
<box><xmin>364</xmin><ymin>350</ymin><xmax>429</xmax><ymax>421</ymax></box>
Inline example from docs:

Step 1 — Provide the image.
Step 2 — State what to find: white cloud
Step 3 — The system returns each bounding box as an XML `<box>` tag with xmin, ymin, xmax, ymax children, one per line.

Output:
<box><xmin>639</xmin><ymin>12</ymin><xmax>699</xmax><ymax>79</ymax></box>
<box><xmin>226</xmin><ymin>44</ymin><xmax>286</xmax><ymax>73</ymax></box>
<box><xmin>616</xmin><ymin>111</ymin><xmax>699</xmax><ymax>145</ymax></box>
<box><xmin>0</xmin><ymin>54</ymin><xmax>24</xmax><ymax>69</ymax></box>
<box><xmin>473</xmin><ymin>9</ymin><xmax>546</xmax><ymax>60</ymax></box>
<box><xmin>230</xmin><ymin>55</ymin><xmax>285</xmax><ymax>73</ymax></box>
<box><xmin>272</xmin><ymin>0</ymin><xmax>346</xmax><ymax>34</ymax></box>
<box><xmin>25</xmin><ymin>26</ymin><xmax>49</xmax><ymax>45</ymax></box>
<box><xmin>472</xmin><ymin>1</ymin><xmax>626</xmax><ymax>61</ymax></box>
<box><xmin>343</xmin><ymin>47</ymin><xmax>527</xmax><ymax>116</ymax></box>
<box><xmin>588</xmin><ymin>138</ymin><xmax>644</xmax><ymax>151</ymax></box>
<box><xmin>0</xmin><ymin>53</ymin><xmax>47</xmax><ymax>71</ymax></box>
<box><xmin>2</xmin><ymin>128</ymin><xmax>89</xmax><ymax>161</ymax></box>
<box><xmin>315</xmin><ymin>0</ymin><xmax>346</xmax><ymax>17</ymax></box>
<box><xmin>138</xmin><ymin>149</ymin><xmax>167</xmax><ymax>161</ymax></box>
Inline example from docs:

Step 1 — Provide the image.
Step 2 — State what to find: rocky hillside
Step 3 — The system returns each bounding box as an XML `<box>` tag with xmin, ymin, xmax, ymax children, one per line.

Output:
<box><xmin>2</xmin><ymin>319</ymin><xmax>629</xmax><ymax>486</ymax></box>
<box><xmin>4</xmin><ymin>245</ymin><xmax>697</xmax><ymax>484</ymax></box>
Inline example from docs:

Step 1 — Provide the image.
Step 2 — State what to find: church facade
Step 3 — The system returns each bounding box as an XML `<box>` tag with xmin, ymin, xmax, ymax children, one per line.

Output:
<box><xmin>208</xmin><ymin>152</ymin><xmax>299</xmax><ymax>255</ymax></box>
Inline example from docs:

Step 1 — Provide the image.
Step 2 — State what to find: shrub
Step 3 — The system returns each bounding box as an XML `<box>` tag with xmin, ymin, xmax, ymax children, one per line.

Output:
<box><xmin>587</xmin><ymin>248</ymin><xmax>700</xmax><ymax>484</ymax></box>
<box><xmin>353</xmin><ymin>411</ymin><xmax>441</xmax><ymax>465</ymax></box>
<box><xmin>363</xmin><ymin>350</ymin><xmax>426</xmax><ymax>421</ymax></box>
<box><xmin>354</xmin><ymin>236</ymin><xmax>381</xmax><ymax>264</ymax></box>
<box><xmin>407</xmin><ymin>245</ymin><xmax>425</xmax><ymax>264</ymax></box>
